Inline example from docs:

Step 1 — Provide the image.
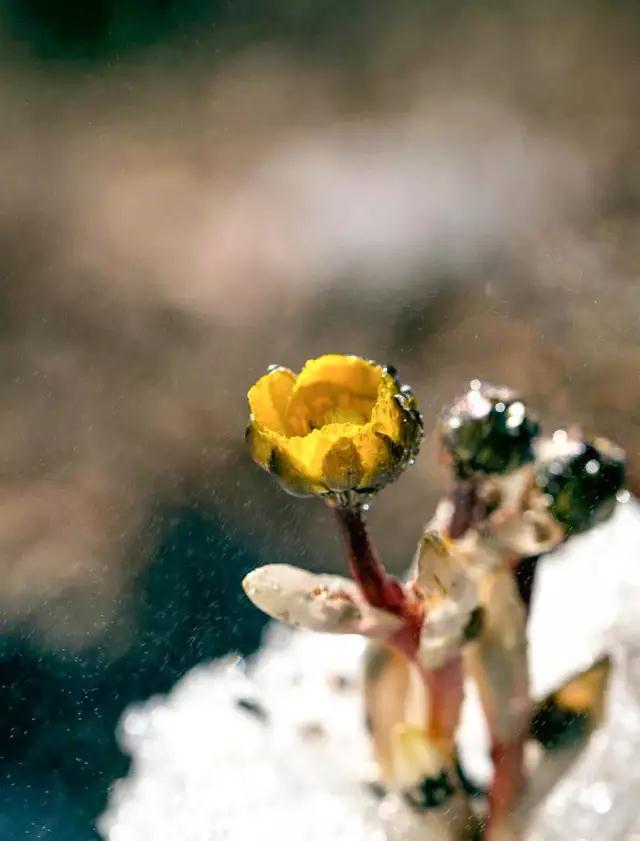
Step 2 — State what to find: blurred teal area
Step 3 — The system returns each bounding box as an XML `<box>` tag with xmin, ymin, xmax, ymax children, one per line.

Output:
<box><xmin>1</xmin><ymin>0</ymin><xmax>406</xmax><ymax>62</ymax></box>
<box><xmin>4</xmin><ymin>0</ymin><xmax>222</xmax><ymax>60</ymax></box>
<box><xmin>0</xmin><ymin>505</ymin><xmax>268</xmax><ymax>839</ymax></box>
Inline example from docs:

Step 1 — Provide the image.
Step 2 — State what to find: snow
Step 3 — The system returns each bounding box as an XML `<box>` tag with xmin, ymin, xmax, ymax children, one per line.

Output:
<box><xmin>99</xmin><ymin>499</ymin><xmax>640</xmax><ymax>841</ymax></box>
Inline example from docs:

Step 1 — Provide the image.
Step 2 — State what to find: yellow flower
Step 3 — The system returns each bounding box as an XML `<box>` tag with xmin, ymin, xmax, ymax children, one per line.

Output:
<box><xmin>247</xmin><ymin>354</ymin><xmax>423</xmax><ymax>497</ymax></box>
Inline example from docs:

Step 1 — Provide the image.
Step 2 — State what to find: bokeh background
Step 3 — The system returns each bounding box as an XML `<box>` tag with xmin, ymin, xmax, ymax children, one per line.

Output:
<box><xmin>0</xmin><ymin>1</ymin><xmax>638</xmax><ymax>838</ymax></box>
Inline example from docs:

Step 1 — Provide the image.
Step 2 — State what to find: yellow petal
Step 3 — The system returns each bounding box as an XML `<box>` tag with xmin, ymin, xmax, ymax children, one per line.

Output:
<box><xmin>355</xmin><ymin>428</ymin><xmax>396</xmax><ymax>487</ymax></box>
<box><xmin>287</xmin><ymin>355</ymin><xmax>381</xmax><ymax>436</ymax></box>
<box><xmin>321</xmin><ymin>436</ymin><xmax>364</xmax><ymax>491</ymax></box>
<box><xmin>246</xmin><ymin>354</ymin><xmax>423</xmax><ymax>497</ymax></box>
<box><xmin>553</xmin><ymin>656</ymin><xmax>610</xmax><ymax>715</ymax></box>
<box><xmin>248</xmin><ymin>366</ymin><xmax>296</xmax><ymax>435</ymax></box>
<box><xmin>370</xmin><ymin>371</ymin><xmax>404</xmax><ymax>440</ymax></box>
<box><xmin>248</xmin><ymin>423</ymin><xmax>323</xmax><ymax>496</ymax></box>
<box><xmin>295</xmin><ymin>354</ymin><xmax>382</xmax><ymax>394</ymax></box>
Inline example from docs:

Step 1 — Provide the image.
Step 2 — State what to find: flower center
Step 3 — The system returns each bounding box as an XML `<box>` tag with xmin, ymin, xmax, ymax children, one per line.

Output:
<box><xmin>287</xmin><ymin>382</ymin><xmax>378</xmax><ymax>435</ymax></box>
<box><xmin>315</xmin><ymin>405</ymin><xmax>371</xmax><ymax>427</ymax></box>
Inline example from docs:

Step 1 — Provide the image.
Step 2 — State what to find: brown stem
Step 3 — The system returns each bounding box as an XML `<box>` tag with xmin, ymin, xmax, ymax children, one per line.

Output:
<box><xmin>334</xmin><ymin>503</ymin><xmax>406</xmax><ymax>613</ymax></box>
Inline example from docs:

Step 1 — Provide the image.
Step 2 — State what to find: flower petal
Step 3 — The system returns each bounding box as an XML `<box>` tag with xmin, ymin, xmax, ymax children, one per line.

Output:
<box><xmin>294</xmin><ymin>354</ymin><xmax>381</xmax><ymax>396</ymax></box>
<box><xmin>248</xmin><ymin>366</ymin><xmax>296</xmax><ymax>435</ymax></box>
<box><xmin>246</xmin><ymin>355</ymin><xmax>423</xmax><ymax>496</ymax></box>
<box><xmin>370</xmin><ymin>371</ymin><xmax>404</xmax><ymax>440</ymax></box>
<box><xmin>242</xmin><ymin>564</ymin><xmax>403</xmax><ymax>638</ymax></box>
<box><xmin>246</xmin><ymin>421</ymin><xmax>321</xmax><ymax>496</ymax></box>
<box><xmin>321</xmin><ymin>437</ymin><xmax>364</xmax><ymax>492</ymax></box>
<box><xmin>530</xmin><ymin>656</ymin><xmax>611</xmax><ymax>751</ymax></box>
<box><xmin>287</xmin><ymin>355</ymin><xmax>382</xmax><ymax>435</ymax></box>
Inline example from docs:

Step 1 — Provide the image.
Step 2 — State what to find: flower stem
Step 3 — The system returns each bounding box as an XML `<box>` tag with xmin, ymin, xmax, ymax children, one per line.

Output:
<box><xmin>421</xmin><ymin>657</ymin><xmax>464</xmax><ymax>754</ymax></box>
<box><xmin>447</xmin><ymin>479</ymin><xmax>486</xmax><ymax>539</ymax></box>
<box><xmin>334</xmin><ymin>503</ymin><xmax>406</xmax><ymax>614</ymax></box>
<box><xmin>486</xmin><ymin>737</ymin><xmax>526</xmax><ymax>840</ymax></box>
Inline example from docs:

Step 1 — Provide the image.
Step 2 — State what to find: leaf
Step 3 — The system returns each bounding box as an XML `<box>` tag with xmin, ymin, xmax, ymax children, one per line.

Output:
<box><xmin>242</xmin><ymin>564</ymin><xmax>403</xmax><ymax>638</ymax></box>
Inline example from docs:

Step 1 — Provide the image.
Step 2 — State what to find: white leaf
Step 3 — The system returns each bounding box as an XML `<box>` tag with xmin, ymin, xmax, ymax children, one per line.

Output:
<box><xmin>242</xmin><ymin>564</ymin><xmax>403</xmax><ymax>638</ymax></box>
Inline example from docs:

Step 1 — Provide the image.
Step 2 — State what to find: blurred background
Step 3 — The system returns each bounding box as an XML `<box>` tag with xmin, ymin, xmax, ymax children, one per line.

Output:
<box><xmin>0</xmin><ymin>0</ymin><xmax>638</xmax><ymax>837</ymax></box>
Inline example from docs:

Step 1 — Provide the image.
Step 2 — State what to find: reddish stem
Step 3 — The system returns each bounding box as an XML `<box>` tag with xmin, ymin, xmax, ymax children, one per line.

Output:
<box><xmin>335</xmin><ymin>503</ymin><xmax>464</xmax><ymax>755</ymax></box>
<box><xmin>421</xmin><ymin>657</ymin><xmax>465</xmax><ymax>754</ymax></box>
<box><xmin>447</xmin><ymin>477</ymin><xmax>530</xmax><ymax>833</ymax></box>
<box><xmin>446</xmin><ymin>478</ymin><xmax>489</xmax><ymax>539</ymax></box>
<box><xmin>334</xmin><ymin>504</ymin><xmax>406</xmax><ymax>614</ymax></box>
<box><xmin>486</xmin><ymin>737</ymin><xmax>526</xmax><ymax>839</ymax></box>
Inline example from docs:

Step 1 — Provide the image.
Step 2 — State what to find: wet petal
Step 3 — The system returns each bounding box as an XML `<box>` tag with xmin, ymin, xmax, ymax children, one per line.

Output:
<box><xmin>248</xmin><ymin>367</ymin><xmax>296</xmax><ymax>435</ymax></box>
<box><xmin>294</xmin><ymin>354</ymin><xmax>382</xmax><ymax>396</ymax></box>
<box><xmin>321</xmin><ymin>437</ymin><xmax>364</xmax><ymax>492</ymax></box>
<box><xmin>246</xmin><ymin>423</ymin><xmax>320</xmax><ymax>496</ymax></box>
<box><xmin>246</xmin><ymin>355</ymin><xmax>423</xmax><ymax>497</ymax></box>
<box><xmin>287</xmin><ymin>355</ymin><xmax>381</xmax><ymax>435</ymax></box>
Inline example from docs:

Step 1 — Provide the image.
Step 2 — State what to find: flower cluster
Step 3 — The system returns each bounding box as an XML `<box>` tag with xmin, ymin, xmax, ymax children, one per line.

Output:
<box><xmin>243</xmin><ymin>356</ymin><xmax>627</xmax><ymax>841</ymax></box>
